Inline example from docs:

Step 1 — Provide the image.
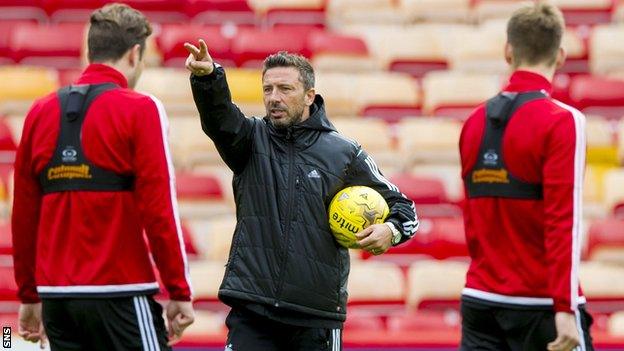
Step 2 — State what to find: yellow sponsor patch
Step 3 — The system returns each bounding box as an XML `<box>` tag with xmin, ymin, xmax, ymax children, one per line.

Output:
<box><xmin>47</xmin><ymin>164</ymin><xmax>92</xmax><ymax>180</ymax></box>
<box><xmin>472</xmin><ymin>168</ymin><xmax>510</xmax><ymax>184</ymax></box>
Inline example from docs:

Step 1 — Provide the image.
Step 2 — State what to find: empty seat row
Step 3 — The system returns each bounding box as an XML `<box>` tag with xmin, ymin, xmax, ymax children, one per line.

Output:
<box><xmin>9</xmin><ymin>64</ymin><xmax>624</xmax><ymax>124</ymax></box>
<box><xmin>339</xmin><ymin>22</ymin><xmax>587</xmax><ymax>76</ymax></box>
<box><xmin>0</xmin><ymin>23</ymin><xmax>366</xmax><ymax>68</ymax></box>
<box><xmin>328</xmin><ymin>0</ymin><xmax>616</xmax><ymax>27</ymax></box>
<box><xmin>158</xmin><ymin>24</ymin><xmax>367</xmax><ymax>68</ymax></box>
<box><xmin>2</xmin><ymin>0</ymin><xmax>617</xmax><ymax>26</ymax></box>
<box><xmin>185</xmin><ymin>258</ymin><xmax>624</xmax><ymax>310</ymax></box>
<box><xmin>0</xmin><ymin>0</ymin><xmax>324</xmax><ymax>26</ymax></box>
<box><xmin>3</xmin><ymin>21</ymin><xmax>623</xmax><ymax>77</ymax></box>
<box><xmin>1</xmin><ymin>21</ymin><xmax>623</xmax><ymax>81</ymax></box>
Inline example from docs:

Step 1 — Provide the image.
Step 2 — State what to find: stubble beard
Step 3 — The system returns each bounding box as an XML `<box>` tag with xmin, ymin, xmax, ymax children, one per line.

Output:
<box><xmin>269</xmin><ymin>108</ymin><xmax>304</xmax><ymax>130</ymax></box>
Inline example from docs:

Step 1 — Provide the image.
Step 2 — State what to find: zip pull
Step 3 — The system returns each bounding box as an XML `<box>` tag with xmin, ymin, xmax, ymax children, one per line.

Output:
<box><xmin>295</xmin><ymin>177</ymin><xmax>300</xmax><ymax>188</ymax></box>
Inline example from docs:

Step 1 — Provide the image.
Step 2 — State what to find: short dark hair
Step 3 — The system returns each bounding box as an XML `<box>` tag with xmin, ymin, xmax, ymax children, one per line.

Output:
<box><xmin>507</xmin><ymin>2</ymin><xmax>565</xmax><ymax>67</ymax></box>
<box><xmin>87</xmin><ymin>3</ymin><xmax>152</xmax><ymax>63</ymax></box>
<box><xmin>262</xmin><ymin>51</ymin><xmax>315</xmax><ymax>91</ymax></box>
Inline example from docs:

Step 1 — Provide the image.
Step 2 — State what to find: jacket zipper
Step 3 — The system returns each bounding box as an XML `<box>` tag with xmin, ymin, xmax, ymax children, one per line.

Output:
<box><xmin>274</xmin><ymin>130</ymin><xmax>298</xmax><ymax>307</ymax></box>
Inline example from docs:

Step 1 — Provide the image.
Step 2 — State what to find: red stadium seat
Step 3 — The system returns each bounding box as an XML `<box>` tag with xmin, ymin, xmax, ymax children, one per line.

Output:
<box><xmin>41</xmin><ymin>0</ymin><xmax>103</xmax><ymax>14</ymax></box>
<box><xmin>0</xmin><ymin>22</ymin><xmax>14</xmax><ymax>60</ymax></box>
<box><xmin>187</xmin><ymin>0</ymin><xmax>257</xmax><ymax>25</ymax></box>
<box><xmin>555</xmin><ymin>0</ymin><xmax>614</xmax><ymax>26</ymax></box>
<box><xmin>307</xmin><ymin>31</ymin><xmax>367</xmax><ymax>58</ymax></box>
<box><xmin>551</xmin><ymin>73</ymin><xmax>573</xmax><ymax>106</ymax></box>
<box><xmin>249</xmin><ymin>0</ymin><xmax>326</xmax><ymax>27</ymax></box>
<box><xmin>186</xmin><ymin>0</ymin><xmax>253</xmax><ymax>14</ymax></box>
<box><xmin>0</xmin><ymin>117</ymin><xmax>17</xmax><ymax>152</ymax></box>
<box><xmin>265</xmin><ymin>8</ymin><xmax>326</xmax><ymax>28</ymax></box>
<box><xmin>390</xmin><ymin>60</ymin><xmax>449</xmax><ymax>79</ymax></box>
<box><xmin>0</xmin><ymin>6</ymin><xmax>48</xmax><ymax>23</ymax></box>
<box><xmin>361</xmin><ymin>107</ymin><xmax>423</xmax><ymax>123</ymax></box>
<box><xmin>232</xmin><ymin>28</ymin><xmax>312</xmax><ymax>67</ymax></box>
<box><xmin>116</xmin><ymin>0</ymin><xmax>183</xmax><ymax>12</ymax></box>
<box><xmin>386</xmin><ymin>311</ymin><xmax>461</xmax><ymax>332</ymax></box>
<box><xmin>0</xmin><ymin>313</ymin><xmax>18</xmax><ymax>331</ymax></box>
<box><xmin>45</xmin><ymin>0</ymin><xmax>188</xmax><ymax>24</ymax></box>
<box><xmin>558</xmin><ymin>26</ymin><xmax>590</xmax><ymax>76</ymax></box>
<box><xmin>42</xmin><ymin>0</ymin><xmax>102</xmax><ymax>23</ymax></box>
<box><xmin>344</xmin><ymin>311</ymin><xmax>385</xmax><ymax>331</ymax></box>
<box><xmin>0</xmin><ymin>0</ymin><xmax>42</xmax><ymax>4</ymax></box>
<box><xmin>389</xmin><ymin>173</ymin><xmax>449</xmax><ymax>205</ymax></box>
<box><xmin>180</xmin><ymin>221</ymin><xmax>199</xmax><ymax>257</ymax></box>
<box><xmin>158</xmin><ymin>24</ymin><xmax>232</xmax><ymax>66</ymax></box>
<box><xmin>9</xmin><ymin>23</ymin><xmax>84</xmax><ymax>68</ymax></box>
<box><xmin>0</xmin><ymin>266</ymin><xmax>17</xmax><ymax>300</ymax></box>
<box><xmin>0</xmin><ymin>221</ymin><xmax>11</xmax><ymax>256</ymax></box>
<box><xmin>0</xmin><ymin>221</ymin><xmax>17</xmax><ymax>300</ymax></box>
<box><xmin>614</xmin><ymin>202</ymin><xmax>624</xmax><ymax>219</ymax></box>
<box><xmin>586</xmin><ymin>218</ymin><xmax>624</xmax><ymax>260</ymax></box>
<box><xmin>175</xmin><ymin>173</ymin><xmax>223</xmax><ymax>200</ymax></box>
<box><xmin>569</xmin><ymin>75</ymin><xmax>624</xmax><ymax>118</ymax></box>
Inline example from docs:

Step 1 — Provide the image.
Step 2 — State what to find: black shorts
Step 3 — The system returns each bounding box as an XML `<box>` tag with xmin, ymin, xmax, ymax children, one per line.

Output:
<box><xmin>460</xmin><ymin>298</ymin><xmax>594</xmax><ymax>351</ymax></box>
<box><xmin>225</xmin><ymin>307</ymin><xmax>342</xmax><ymax>351</ymax></box>
<box><xmin>42</xmin><ymin>295</ymin><xmax>170</xmax><ymax>351</ymax></box>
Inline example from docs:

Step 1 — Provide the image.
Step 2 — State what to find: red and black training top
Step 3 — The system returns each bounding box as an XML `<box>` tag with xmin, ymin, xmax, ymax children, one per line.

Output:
<box><xmin>12</xmin><ymin>64</ymin><xmax>192</xmax><ymax>303</ymax></box>
<box><xmin>460</xmin><ymin>70</ymin><xmax>586</xmax><ymax>313</ymax></box>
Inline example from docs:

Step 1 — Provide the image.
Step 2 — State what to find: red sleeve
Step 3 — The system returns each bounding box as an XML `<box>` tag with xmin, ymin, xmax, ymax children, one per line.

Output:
<box><xmin>132</xmin><ymin>96</ymin><xmax>192</xmax><ymax>301</ymax></box>
<box><xmin>543</xmin><ymin>107</ymin><xmax>585</xmax><ymax>313</ymax></box>
<box><xmin>11</xmin><ymin>101</ymin><xmax>44</xmax><ymax>303</ymax></box>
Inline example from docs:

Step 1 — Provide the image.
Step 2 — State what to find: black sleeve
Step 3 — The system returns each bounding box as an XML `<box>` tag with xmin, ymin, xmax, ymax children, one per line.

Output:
<box><xmin>344</xmin><ymin>146</ymin><xmax>419</xmax><ymax>246</ymax></box>
<box><xmin>190</xmin><ymin>64</ymin><xmax>254</xmax><ymax>174</ymax></box>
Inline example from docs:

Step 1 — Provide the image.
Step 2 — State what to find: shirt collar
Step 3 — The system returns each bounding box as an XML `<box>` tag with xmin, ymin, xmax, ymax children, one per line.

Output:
<box><xmin>76</xmin><ymin>63</ymin><xmax>129</xmax><ymax>88</ymax></box>
<box><xmin>503</xmin><ymin>70</ymin><xmax>552</xmax><ymax>95</ymax></box>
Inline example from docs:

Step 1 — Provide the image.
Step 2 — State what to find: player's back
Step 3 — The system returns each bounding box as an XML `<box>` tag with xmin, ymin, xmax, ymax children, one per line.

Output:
<box><xmin>459</xmin><ymin>70</ymin><xmax>586</xmax><ymax>310</ymax></box>
<box><xmin>14</xmin><ymin>64</ymin><xmax>175</xmax><ymax>298</ymax></box>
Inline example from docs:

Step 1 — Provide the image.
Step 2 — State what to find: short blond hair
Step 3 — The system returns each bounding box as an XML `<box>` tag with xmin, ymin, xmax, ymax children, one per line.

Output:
<box><xmin>506</xmin><ymin>2</ymin><xmax>565</xmax><ymax>67</ymax></box>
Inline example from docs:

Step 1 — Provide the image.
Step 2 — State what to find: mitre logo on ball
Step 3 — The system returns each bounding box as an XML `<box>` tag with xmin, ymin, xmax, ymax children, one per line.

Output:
<box><xmin>328</xmin><ymin>186</ymin><xmax>389</xmax><ymax>248</ymax></box>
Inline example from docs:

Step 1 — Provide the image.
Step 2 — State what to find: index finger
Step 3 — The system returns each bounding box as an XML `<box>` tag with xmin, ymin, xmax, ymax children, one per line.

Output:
<box><xmin>357</xmin><ymin>234</ymin><xmax>377</xmax><ymax>248</ymax></box>
<box><xmin>355</xmin><ymin>226</ymin><xmax>373</xmax><ymax>240</ymax></box>
<box><xmin>183</xmin><ymin>42</ymin><xmax>200</xmax><ymax>57</ymax></box>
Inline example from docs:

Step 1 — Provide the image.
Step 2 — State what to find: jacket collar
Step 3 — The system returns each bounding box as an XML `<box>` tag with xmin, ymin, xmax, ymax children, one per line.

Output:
<box><xmin>295</xmin><ymin>95</ymin><xmax>335</xmax><ymax>132</ymax></box>
<box><xmin>76</xmin><ymin>63</ymin><xmax>129</xmax><ymax>88</ymax></box>
<box><xmin>503</xmin><ymin>70</ymin><xmax>552</xmax><ymax>95</ymax></box>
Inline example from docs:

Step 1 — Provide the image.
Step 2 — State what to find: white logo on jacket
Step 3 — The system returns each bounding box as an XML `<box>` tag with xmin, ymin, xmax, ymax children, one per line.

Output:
<box><xmin>62</xmin><ymin>146</ymin><xmax>78</xmax><ymax>162</ymax></box>
<box><xmin>483</xmin><ymin>149</ymin><xmax>499</xmax><ymax>166</ymax></box>
<box><xmin>308</xmin><ymin>169</ymin><xmax>321</xmax><ymax>178</ymax></box>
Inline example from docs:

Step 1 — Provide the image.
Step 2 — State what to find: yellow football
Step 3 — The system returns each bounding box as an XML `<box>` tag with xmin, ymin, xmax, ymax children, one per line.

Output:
<box><xmin>328</xmin><ymin>186</ymin><xmax>389</xmax><ymax>248</ymax></box>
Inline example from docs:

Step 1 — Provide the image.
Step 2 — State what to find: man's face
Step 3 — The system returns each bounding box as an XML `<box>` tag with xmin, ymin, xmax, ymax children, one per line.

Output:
<box><xmin>262</xmin><ymin>67</ymin><xmax>312</xmax><ymax>129</ymax></box>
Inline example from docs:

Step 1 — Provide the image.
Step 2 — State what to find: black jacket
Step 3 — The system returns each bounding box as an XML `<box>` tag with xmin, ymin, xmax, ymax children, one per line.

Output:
<box><xmin>190</xmin><ymin>66</ymin><xmax>419</xmax><ymax>322</ymax></box>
